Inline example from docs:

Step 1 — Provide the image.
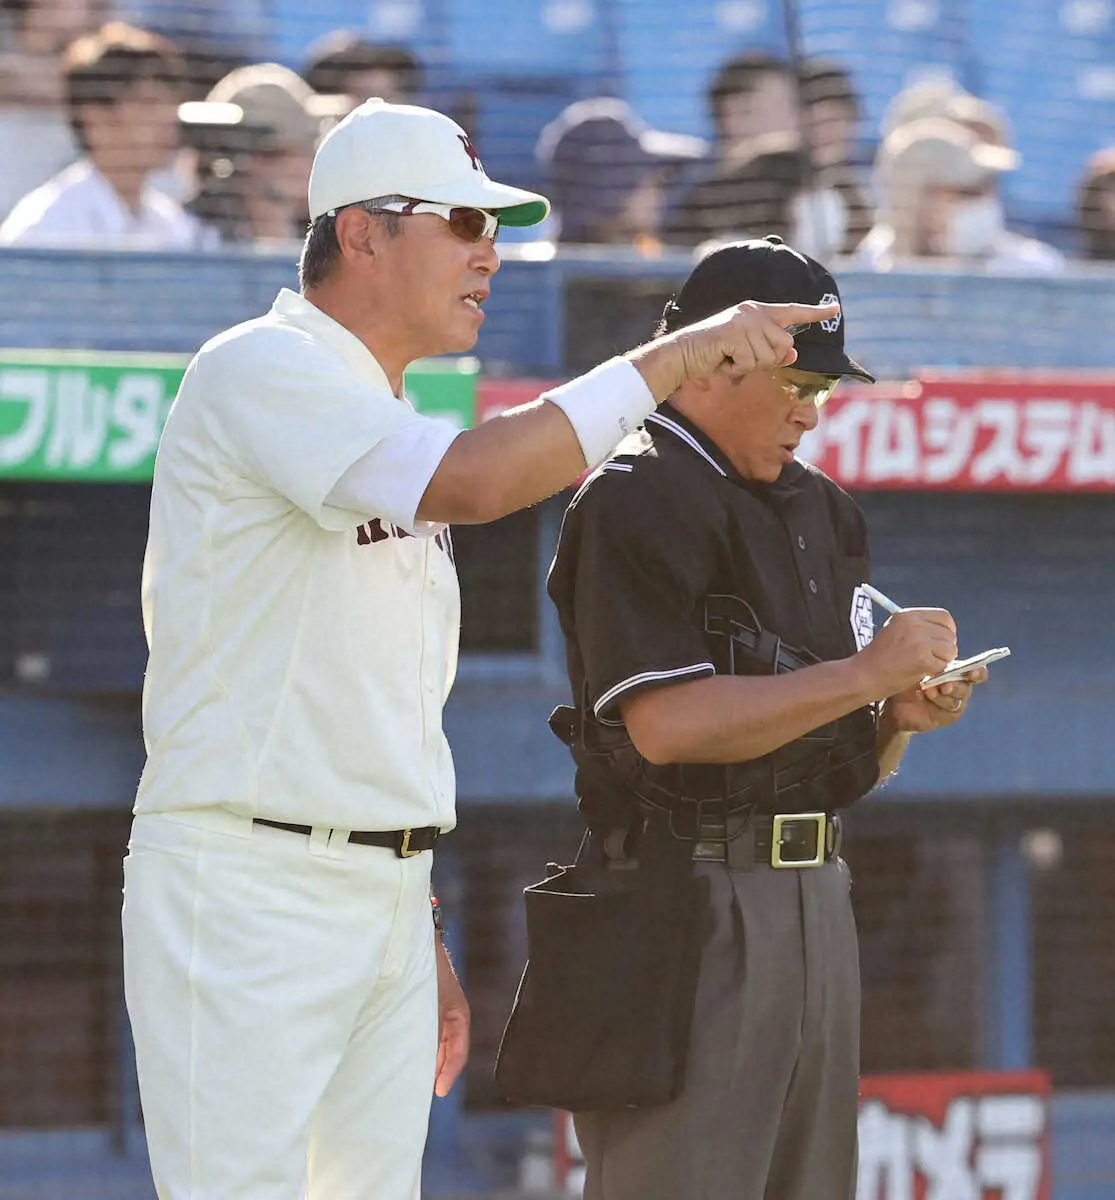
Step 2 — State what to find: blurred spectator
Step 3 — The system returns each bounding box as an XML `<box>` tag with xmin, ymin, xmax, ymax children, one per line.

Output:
<box><xmin>0</xmin><ymin>22</ymin><xmax>216</xmax><ymax>249</ymax></box>
<box><xmin>0</xmin><ymin>0</ymin><xmax>107</xmax><ymax>219</ymax></box>
<box><xmin>536</xmin><ymin>96</ymin><xmax>706</xmax><ymax>247</ymax></box>
<box><xmin>708</xmin><ymin>52</ymin><xmax>798</xmax><ymax>152</ymax></box>
<box><xmin>794</xmin><ymin>58</ymin><xmax>872</xmax><ymax>257</ymax></box>
<box><xmin>666</xmin><ymin>53</ymin><xmax>872</xmax><ymax>253</ymax></box>
<box><xmin>1077</xmin><ymin>148</ymin><xmax>1115</xmax><ymax>260</ymax></box>
<box><xmin>666</xmin><ymin>51</ymin><xmax>795</xmax><ymax>247</ymax></box>
<box><xmin>855</xmin><ymin>119</ymin><xmax>1063</xmax><ymax>274</ymax></box>
<box><xmin>182</xmin><ymin>62</ymin><xmax>344</xmax><ymax>242</ymax></box>
<box><xmin>798</xmin><ymin>58</ymin><xmax>861</xmax><ymax>172</ymax></box>
<box><xmin>303</xmin><ymin>32</ymin><xmax>422</xmax><ymax>106</ymax></box>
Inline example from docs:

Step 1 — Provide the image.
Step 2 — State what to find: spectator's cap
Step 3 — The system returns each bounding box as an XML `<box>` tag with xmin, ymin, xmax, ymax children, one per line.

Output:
<box><xmin>180</xmin><ymin>63</ymin><xmax>347</xmax><ymax>153</ymax></box>
<box><xmin>880</xmin><ymin>118</ymin><xmax>1019</xmax><ymax>193</ymax></box>
<box><xmin>881</xmin><ymin>76</ymin><xmax>967</xmax><ymax>137</ymax></box>
<box><xmin>308</xmin><ymin>98</ymin><xmax>549</xmax><ymax>225</ymax></box>
<box><xmin>303</xmin><ymin>31</ymin><xmax>422</xmax><ymax>99</ymax></box>
<box><xmin>883</xmin><ymin>77</ymin><xmax>1014</xmax><ymax>151</ymax></box>
<box><xmin>942</xmin><ymin>93</ymin><xmax>1013</xmax><ymax>149</ymax></box>
<box><xmin>537</xmin><ymin>97</ymin><xmax>707</xmax><ymax>241</ymax></box>
<box><xmin>660</xmin><ymin>235</ymin><xmax>874</xmax><ymax>382</ymax></box>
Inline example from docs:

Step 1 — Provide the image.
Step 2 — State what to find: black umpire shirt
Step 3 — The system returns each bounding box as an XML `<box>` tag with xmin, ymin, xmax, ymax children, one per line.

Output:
<box><xmin>547</xmin><ymin>403</ymin><xmax>879</xmax><ymax>817</ymax></box>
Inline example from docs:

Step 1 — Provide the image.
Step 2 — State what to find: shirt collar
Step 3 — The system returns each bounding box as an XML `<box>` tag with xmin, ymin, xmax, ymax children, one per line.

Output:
<box><xmin>646</xmin><ymin>402</ymin><xmax>808</xmax><ymax>498</ymax></box>
<box><xmin>270</xmin><ymin>288</ymin><xmax>396</xmax><ymax>395</ymax></box>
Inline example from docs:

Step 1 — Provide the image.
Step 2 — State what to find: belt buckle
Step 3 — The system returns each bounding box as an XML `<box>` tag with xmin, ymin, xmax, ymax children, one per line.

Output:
<box><xmin>771</xmin><ymin>812</ymin><xmax>826</xmax><ymax>869</ymax></box>
<box><xmin>397</xmin><ymin>829</ymin><xmax>420</xmax><ymax>858</ymax></box>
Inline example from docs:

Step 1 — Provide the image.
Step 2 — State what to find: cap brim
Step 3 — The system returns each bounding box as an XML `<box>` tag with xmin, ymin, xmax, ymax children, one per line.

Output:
<box><xmin>405</xmin><ymin>177</ymin><xmax>550</xmax><ymax>226</ymax></box>
<box><xmin>639</xmin><ymin>128</ymin><xmax>709</xmax><ymax>164</ymax></box>
<box><xmin>793</xmin><ymin>342</ymin><xmax>876</xmax><ymax>383</ymax></box>
<box><xmin>971</xmin><ymin>142</ymin><xmax>1021</xmax><ymax>174</ymax></box>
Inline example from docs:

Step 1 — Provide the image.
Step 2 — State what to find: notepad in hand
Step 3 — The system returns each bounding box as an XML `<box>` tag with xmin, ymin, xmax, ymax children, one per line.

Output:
<box><xmin>921</xmin><ymin>647</ymin><xmax>1011</xmax><ymax>689</ymax></box>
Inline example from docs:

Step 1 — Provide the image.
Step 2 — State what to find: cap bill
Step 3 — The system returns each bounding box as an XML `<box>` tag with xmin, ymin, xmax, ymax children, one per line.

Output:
<box><xmin>793</xmin><ymin>342</ymin><xmax>876</xmax><ymax>383</ymax></box>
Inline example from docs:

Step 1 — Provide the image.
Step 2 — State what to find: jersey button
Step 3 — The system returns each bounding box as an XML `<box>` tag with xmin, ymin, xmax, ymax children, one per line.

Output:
<box><xmin>797</xmin><ymin>535</ymin><xmax>807</xmax><ymax>550</ymax></box>
<box><xmin>808</xmin><ymin>578</ymin><xmax>818</xmax><ymax>594</ymax></box>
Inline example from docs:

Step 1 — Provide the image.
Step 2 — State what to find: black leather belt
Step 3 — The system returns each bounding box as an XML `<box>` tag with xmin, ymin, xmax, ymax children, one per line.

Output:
<box><xmin>253</xmin><ymin>818</ymin><xmax>440</xmax><ymax>858</ymax></box>
<box><xmin>689</xmin><ymin>810</ymin><xmax>842</xmax><ymax>869</ymax></box>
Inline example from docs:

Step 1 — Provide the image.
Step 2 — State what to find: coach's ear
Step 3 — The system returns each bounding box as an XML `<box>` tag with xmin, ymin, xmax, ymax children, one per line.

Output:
<box><xmin>334</xmin><ymin>206</ymin><xmax>381</xmax><ymax>267</ymax></box>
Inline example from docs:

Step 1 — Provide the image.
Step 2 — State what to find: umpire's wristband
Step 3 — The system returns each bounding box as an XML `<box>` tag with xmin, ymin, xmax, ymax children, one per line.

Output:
<box><xmin>543</xmin><ymin>358</ymin><xmax>657</xmax><ymax>469</ymax></box>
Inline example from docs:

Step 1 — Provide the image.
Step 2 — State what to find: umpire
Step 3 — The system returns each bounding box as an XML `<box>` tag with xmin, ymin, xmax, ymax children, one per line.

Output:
<box><xmin>546</xmin><ymin>236</ymin><xmax>986</xmax><ymax>1200</ymax></box>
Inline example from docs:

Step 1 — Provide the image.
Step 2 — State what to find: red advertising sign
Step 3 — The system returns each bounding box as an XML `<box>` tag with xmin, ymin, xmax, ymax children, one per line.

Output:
<box><xmin>857</xmin><ymin>1071</ymin><xmax>1052</xmax><ymax>1200</ymax></box>
<box><xmin>550</xmin><ymin>1070</ymin><xmax>1051</xmax><ymax>1198</ymax></box>
<box><xmin>478</xmin><ymin>372</ymin><xmax>1115</xmax><ymax>492</ymax></box>
<box><xmin>799</xmin><ymin>374</ymin><xmax>1115</xmax><ymax>491</ymax></box>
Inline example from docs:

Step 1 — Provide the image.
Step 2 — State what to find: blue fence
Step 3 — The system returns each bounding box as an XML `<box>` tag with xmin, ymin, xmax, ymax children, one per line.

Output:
<box><xmin>4</xmin><ymin>246</ymin><xmax>1115</xmax><ymax>376</ymax></box>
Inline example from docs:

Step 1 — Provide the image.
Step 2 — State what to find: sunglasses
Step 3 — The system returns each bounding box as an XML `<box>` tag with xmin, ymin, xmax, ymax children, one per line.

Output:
<box><xmin>773</xmin><ymin>374</ymin><xmax>842</xmax><ymax>409</ymax></box>
<box><xmin>330</xmin><ymin>196</ymin><xmax>500</xmax><ymax>243</ymax></box>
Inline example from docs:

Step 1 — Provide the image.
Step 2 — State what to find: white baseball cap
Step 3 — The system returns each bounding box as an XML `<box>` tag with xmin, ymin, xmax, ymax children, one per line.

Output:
<box><xmin>308</xmin><ymin>98</ymin><xmax>551</xmax><ymax>226</ymax></box>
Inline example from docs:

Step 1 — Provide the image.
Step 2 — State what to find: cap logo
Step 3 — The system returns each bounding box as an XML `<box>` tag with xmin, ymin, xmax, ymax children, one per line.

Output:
<box><xmin>458</xmin><ymin>133</ymin><xmax>484</xmax><ymax>173</ymax></box>
<box><xmin>819</xmin><ymin>292</ymin><xmax>841</xmax><ymax>333</ymax></box>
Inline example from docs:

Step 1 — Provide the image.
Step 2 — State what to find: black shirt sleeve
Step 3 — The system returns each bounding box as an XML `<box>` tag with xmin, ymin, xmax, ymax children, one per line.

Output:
<box><xmin>553</xmin><ymin>461</ymin><xmax>720</xmax><ymax>723</ymax></box>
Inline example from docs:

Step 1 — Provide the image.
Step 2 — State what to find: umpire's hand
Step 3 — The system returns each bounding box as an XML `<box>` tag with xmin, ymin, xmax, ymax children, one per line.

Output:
<box><xmin>857</xmin><ymin>608</ymin><xmax>959</xmax><ymax>699</ymax></box>
<box><xmin>630</xmin><ymin>299</ymin><xmax>841</xmax><ymax>399</ymax></box>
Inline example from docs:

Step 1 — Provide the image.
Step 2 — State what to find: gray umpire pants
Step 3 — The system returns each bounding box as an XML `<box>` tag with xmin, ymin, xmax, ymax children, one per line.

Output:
<box><xmin>574</xmin><ymin>855</ymin><xmax>860</xmax><ymax>1200</ymax></box>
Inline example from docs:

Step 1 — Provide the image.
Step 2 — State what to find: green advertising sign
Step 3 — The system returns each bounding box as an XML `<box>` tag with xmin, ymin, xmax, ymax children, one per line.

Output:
<box><xmin>0</xmin><ymin>349</ymin><xmax>479</xmax><ymax>482</ymax></box>
<box><xmin>0</xmin><ymin>350</ymin><xmax>187</xmax><ymax>483</ymax></box>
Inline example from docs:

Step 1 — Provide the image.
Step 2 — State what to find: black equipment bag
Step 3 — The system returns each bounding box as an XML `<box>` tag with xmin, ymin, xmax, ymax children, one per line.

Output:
<box><xmin>494</xmin><ymin>833</ymin><xmax>706</xmax><ymax>1112</ymax></box>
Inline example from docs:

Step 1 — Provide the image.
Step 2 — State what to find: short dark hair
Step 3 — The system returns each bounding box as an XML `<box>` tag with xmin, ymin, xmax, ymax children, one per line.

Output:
<box><xmin>298</xmin><ymin>202</ymin><xmax>403</xmax><ymax>290</ymax></box>
<box><xmin>708</xmin><ymin>52</ymin><xmax>790</xmax><ymax>134</ymax></box>
<box><xmin>1077</xmin><ymin>149</ymin><xmax>1115</xmax><ymax>260</ymax></box>
<box><xmin>303</xmin><ymin>34</ymin><xmax>422</xmax><ymax>97</ymax></box>
<box><xmin>63</xmin><ymin>22</ymin><xmax>185</xmax><ymax>149</ymax></box>
<box><xmin>797</xmin><ymin>59</ymin><xmax>859</xmax><ymax>116</ymax></box>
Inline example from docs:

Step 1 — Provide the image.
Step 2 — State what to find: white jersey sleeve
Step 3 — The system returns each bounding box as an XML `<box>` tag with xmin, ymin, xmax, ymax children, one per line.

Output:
<box><xmin>193</xmin><ymin>327</ymin><xmax>449</xmax><ymax>531</ymax></box>
<box><xmin>325</xmin><ymin>418</ymin><xmax>461</xmax><ymax>536</ymax></box>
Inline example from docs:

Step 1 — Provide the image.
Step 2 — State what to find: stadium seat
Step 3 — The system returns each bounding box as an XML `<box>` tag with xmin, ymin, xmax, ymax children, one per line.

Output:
<box><xmin>965</xmin><ymin>0</ymin><xmax>1115</xmax><ymax>231</ymax></box>
<box><xmin>797</xmin><ymin>0</ymin><xmax>968</xmax><ymax>146</ymax></box>
<box><xmin>614</xmin><ymin>0</ymin><xmax>786</xmax><ymax>140</ymax></box>
<box><xmin>441</xmin><ymin>0</ymin><xmax>607</xmax><ymax>75</ymax></box>
<box><xmin>267</xmin><ymin>0</ymin><xmax>441</xmax><ymax>73</ymax></box>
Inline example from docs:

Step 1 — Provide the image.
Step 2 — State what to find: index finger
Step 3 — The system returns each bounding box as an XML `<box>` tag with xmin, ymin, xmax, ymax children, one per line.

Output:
<box><xmin>745</xmin><ymin>300</ymin><xmax>842</xmax><ymax>331</ymax></box>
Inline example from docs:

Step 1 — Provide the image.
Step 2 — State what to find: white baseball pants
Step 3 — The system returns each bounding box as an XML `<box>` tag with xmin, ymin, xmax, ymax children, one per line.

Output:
<box><xmin>122</xmin><ymin>808</ymin><xmax>438</xmax><ymax>1200</ymax></box>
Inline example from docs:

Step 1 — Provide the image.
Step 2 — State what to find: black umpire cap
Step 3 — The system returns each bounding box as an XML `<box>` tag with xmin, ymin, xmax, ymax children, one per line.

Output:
<box><xmin>660</xmin><ymin>235</ymin><xmax>875</xmax><ymax>382</ymax></box>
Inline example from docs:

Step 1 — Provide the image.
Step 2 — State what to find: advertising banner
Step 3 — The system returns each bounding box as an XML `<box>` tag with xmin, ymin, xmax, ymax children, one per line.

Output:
<box><xmin>0</xmin><ymin>350</ymin><xmax>477</xmax><ymax>482</ymax></box>
<box><xmin>553</xmin><ymin>1071</ymin><xmax>1052</xmax><ymax>1199</ymax></box>
<box><xmin>798</xmin><ymin>374</ymin><xmax>1115</xmax><ymax>491</ymax></box>
<box><xmin>3</xmin><ymin>354</ymin><xmax>1112</xmax><ymax>492</ymax></box>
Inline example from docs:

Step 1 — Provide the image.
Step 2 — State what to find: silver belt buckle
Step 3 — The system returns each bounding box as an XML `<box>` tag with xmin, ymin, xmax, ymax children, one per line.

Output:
<box><xmin>771</xmin><ymin>812</ymin><xmax>827</xmax><ymax>869</ymax></box>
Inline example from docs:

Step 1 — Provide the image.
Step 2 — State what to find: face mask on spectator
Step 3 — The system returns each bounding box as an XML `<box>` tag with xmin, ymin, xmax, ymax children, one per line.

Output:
<box><xmin>943</xmin><ymin>194</ymin><xmax>1004</xmax><ymax>257</ymax></box>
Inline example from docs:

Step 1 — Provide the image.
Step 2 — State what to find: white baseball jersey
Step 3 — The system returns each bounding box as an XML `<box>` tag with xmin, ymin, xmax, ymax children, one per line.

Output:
<box><xmin>0</xmin><ymin>159</ymin><xmax>217</xmax><ymax>250</ymax></box>
<box><xmin>135</xmin><ymin>288</ymin><xmax>463</xmax><ymax>831</ymax></box>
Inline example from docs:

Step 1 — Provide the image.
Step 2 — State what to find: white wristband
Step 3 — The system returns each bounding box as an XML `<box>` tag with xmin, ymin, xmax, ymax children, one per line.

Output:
<box><xmin>543</xmin><ymin>357</ymin><xmax>657</xmax><ymax>469</ymax></box>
